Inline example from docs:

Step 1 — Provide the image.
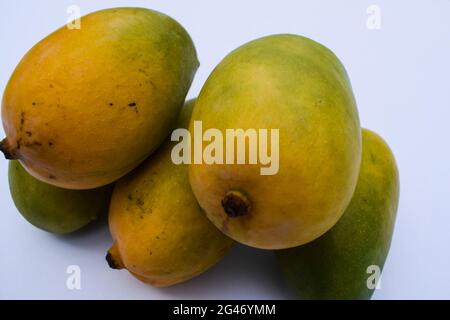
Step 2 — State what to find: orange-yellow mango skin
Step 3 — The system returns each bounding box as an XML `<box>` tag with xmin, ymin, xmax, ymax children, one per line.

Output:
<box><xmin>108</xmin><ymin>100</ymin><xmax>233</xmax><ymax>287</ymax></box>
<box><xmin>1</xmin><ymin>8</ymin><xmax>199</xmax><ymax>189</ymax></box>
<box><xmin>189</xmin><ymin>34</ymin><xmax>361</xmax><ymax>249</ymax></box>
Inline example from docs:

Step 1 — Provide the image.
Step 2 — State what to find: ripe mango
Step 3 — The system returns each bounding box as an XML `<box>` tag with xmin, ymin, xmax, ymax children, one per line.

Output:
<box><xmin>189</xmin><ymin>34</ymin><xmax>361</xmax><ymax>249</ymax></box>
<box><xmin>106</xmin><ymin>100</ymin><xmax>233</xmax><ymax>287</ymax></box>
<box><xmin>8</xmin><ymin>161</ymin><xmax>113</xmax><ymax>234</ymax></box>
<box><xmin>276</xmin><ymin>129</ymin><xmax>400</xmax><ymax>299</ymax></box>
<box><xmin>1</xmin><ymin>8</ymin><xmax>199</xmax><ymax>189</ymax></box>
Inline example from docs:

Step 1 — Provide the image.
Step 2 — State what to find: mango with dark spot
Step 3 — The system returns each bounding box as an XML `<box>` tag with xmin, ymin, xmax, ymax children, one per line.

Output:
<box><xmin>189</xmin><ymin>34</ymin><xmax>362</xmax><ymax>249</ymax></box>
<box><xmin>276</xmin><ymin>129</ymin><xmax>400</xmax><ymax>299</ymax></box>
<box><xmin>107</xmin><ymin>100</ymin><xmax>233</xmax><ymax>287</ymax></box>
<box><xmin>8</xmin><ymin>161</ymin><xmax>113</xmax><ymax>234</ymax></box>
<box><xmin>0</xmin><ymin>7</ymin><xmax>199</xmax><ymax>189</ymax></box>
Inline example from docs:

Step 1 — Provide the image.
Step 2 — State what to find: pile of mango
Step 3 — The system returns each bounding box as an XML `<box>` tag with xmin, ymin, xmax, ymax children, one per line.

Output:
<box><xmin>1</xmin><ymin>8</ymin><xmax>399</xmax><ymax>299</ymax></box>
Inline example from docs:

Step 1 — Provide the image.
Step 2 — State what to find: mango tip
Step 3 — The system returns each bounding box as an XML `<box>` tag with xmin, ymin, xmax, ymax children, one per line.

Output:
<box><xmin>106</xmin><ymin>250</ymin><xmax>124</xmax><ymax>270</ymax></box>
<box><xmin>0</xmin><ymin>138</ymin><xmax>18</xmax><ymax>160</ymax></box>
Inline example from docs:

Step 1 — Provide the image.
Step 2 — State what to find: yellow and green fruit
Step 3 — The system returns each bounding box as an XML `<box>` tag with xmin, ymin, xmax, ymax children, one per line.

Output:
<box><xmin>1</xmin><ymin>7</ymin><xmax>199</xmax><ymax>189</ymax></box>
<box><xmin>107</xmin><ymin>100</ymin><xmax>234</xmax><ymax>287</ymax></box>
<box><xmin>276</xmin><ymin>129</ymin><xmax>400</xmax><ymax>299</ymax></box>
<box><xmin>189</xmin><ymin>34</ymin><xmax>362</xmax><ymax>249</ymax></box>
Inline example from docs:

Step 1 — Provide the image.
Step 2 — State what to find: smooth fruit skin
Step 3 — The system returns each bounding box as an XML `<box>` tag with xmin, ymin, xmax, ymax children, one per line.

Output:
<box><xmin>189</xmin><ymin>34</ymin><xmax>361</xmax><ymax>249</ymax></box>
<box><xmin>1</xmin><ymin>7</ymin><xmax>199</xmax><ymax>189</ymax></box>
<box><xmin>107</xmin><ymin>100</ymin><xmax>233</xmax><ymax>287</ymax></box>
<box><xmin>276</xmin><ymin>129</ymin><xmax>400</xmax><ymax>300</ymax></box>
<box><xmin>8</xmin><ymin>161</ymin><xmax>113</xmax><ymax>234</ymax></box>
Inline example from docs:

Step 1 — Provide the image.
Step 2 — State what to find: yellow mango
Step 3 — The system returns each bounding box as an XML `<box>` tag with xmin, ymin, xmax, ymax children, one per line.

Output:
<box><xmin>189</xmin><ymin>35</ymin><xmax>361</xmax><ymax>249</ymax></box>
<box><xmin>107</xmin><ymin>100</ymin><xmax>233</xmax><ymax>287</ymax></box>
<box><xmin>1</xmin><ymin>8</ymin><xmax>199</xmax><ymax>189</ymax></box>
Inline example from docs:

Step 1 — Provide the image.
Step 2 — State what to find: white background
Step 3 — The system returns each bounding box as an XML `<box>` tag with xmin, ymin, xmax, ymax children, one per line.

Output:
<box><xmin>0</xmin><ymin>0</ymin><xmax>449</xmax><ymax>299</ymax></box>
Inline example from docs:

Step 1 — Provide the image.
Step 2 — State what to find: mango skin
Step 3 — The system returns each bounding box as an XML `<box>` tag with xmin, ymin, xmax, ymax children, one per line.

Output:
<box><xmin>189</xmin><ymin>34</ymin><xmax>361</xmax><ymax>249</ymax></box>
<box><xmin>8</xmin><ymin>161</ymin><xmax>113</xmax><ymax>234</ymax></box>
<box><xmin>107</xmin><ymin>100</ymin><xmax>233</xmax><ymax>287</ymax></box>
<box><xmin>276</xmin><ymin>129</ymin><xmax>400</xmax><ymax>300</ymax></box>
<box><xmin>1</xmin><ymin>7</ymin><xmax>199</xmax><ymax>189</ymax></box>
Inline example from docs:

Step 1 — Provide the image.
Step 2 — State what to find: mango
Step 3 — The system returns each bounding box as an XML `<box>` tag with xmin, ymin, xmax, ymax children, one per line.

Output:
<box><xmin>106</xmin><ymin>100</ymin><xmax>233</xmax><ymax>287</ymax></box>
<box><xmin>188</xmin><ymin>34</ymin><xmax>361</xmax><ymax>249</ymax></box>
<box><xmin>1</xmin><ymin>7</ymin><xmax>199</xmax><ymax>189</ymax></box>
<box><xmin>8</xmin><ymin>160</ymin><xmax>113</xmax><ymax>234</ymax></box>
<box><xmin>276</xmin><ymin>129</ymin><xmax>400</xmax><ymax>299</ymax></box>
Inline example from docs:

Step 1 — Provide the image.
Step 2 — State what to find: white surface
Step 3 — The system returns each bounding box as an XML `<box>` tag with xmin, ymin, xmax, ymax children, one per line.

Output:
<box><xmin>1</xmin><ymin>0</ymin><xmax>449</xmax><ymax>299</ymax></box>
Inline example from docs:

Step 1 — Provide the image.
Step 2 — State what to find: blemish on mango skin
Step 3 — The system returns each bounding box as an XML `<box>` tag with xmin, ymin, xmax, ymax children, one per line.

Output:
<box><xmin>127</xmin><ymin>193</ymin><xmax>146</xmax><ymax>210</ymax></box>
<box><xmin>137</xmin><ymin>69</ymin><xmax>157</xmax><ymax>90</ymax></box>
<box><xmin>148</xmin><ymin>80</ymin><xmax>157</xmax><ymax>90</ymax></box>
<box><xmin>24</xmin><ymin>141</ymin><xmax>43</xmax><ymax>147</ymax></box>
<box><xmin>138</xmin><ymin>68</ymin><xmax>149</xmax><ymax>76</ymax></box>
<box><xmin>25</xmin><ymin>131</ymin><xmax>32</xmax><ymax>137</ymax></box>
<box><xmin>127</xmin><ymin>102</ymin><xmax>139</xmax><ymax>114</ymax></box>
<box><xmin>48</xmin><ymin>174</ymin><xmax>56</xmax><ymax>180</ymax></box>
<box><xmin>16</xmin><ymin>138</ymin><xmax>22</xmax><ymax>150</ymax></box>
<box><xmin>370</xmin><ymin>152</ymin><xmax>377</xmax><ymax>164</ymax></box>
<box><xmin>136</xmin><ymin>198</ymin><xmax>144</xmax><ymax>207</ymax></box>
<box><xmin>19</xmin><ymin>112</ymin><xmax>25</xmax><ymax>131</ymax></box>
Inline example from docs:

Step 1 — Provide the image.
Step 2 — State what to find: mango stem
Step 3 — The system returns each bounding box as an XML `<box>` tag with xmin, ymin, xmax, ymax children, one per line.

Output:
<box><xmin>106</xmin><ymin>244</ymin><xmax>125</xmax><ymax>270</ymax></box>
<box><xmin>0</xmin><ymin>138</ymin><xmax>18</xmax><ymax>160</ymax></box>
<box><xmin>221</xmin><ymin>190</ymin><xmax>251</xmax><ymax>218</ymax></box>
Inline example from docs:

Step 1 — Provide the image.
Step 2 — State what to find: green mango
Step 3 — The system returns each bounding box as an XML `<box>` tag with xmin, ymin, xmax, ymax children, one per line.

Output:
<box><xmin>8</xmin><ymin>161</ymin><xmax>113</xmax><ymax>234</ymax></box>
<box><xmin>276</xmin><ymin>129</ymin><xmax>400</xmax><ymax>299</ymax></box>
